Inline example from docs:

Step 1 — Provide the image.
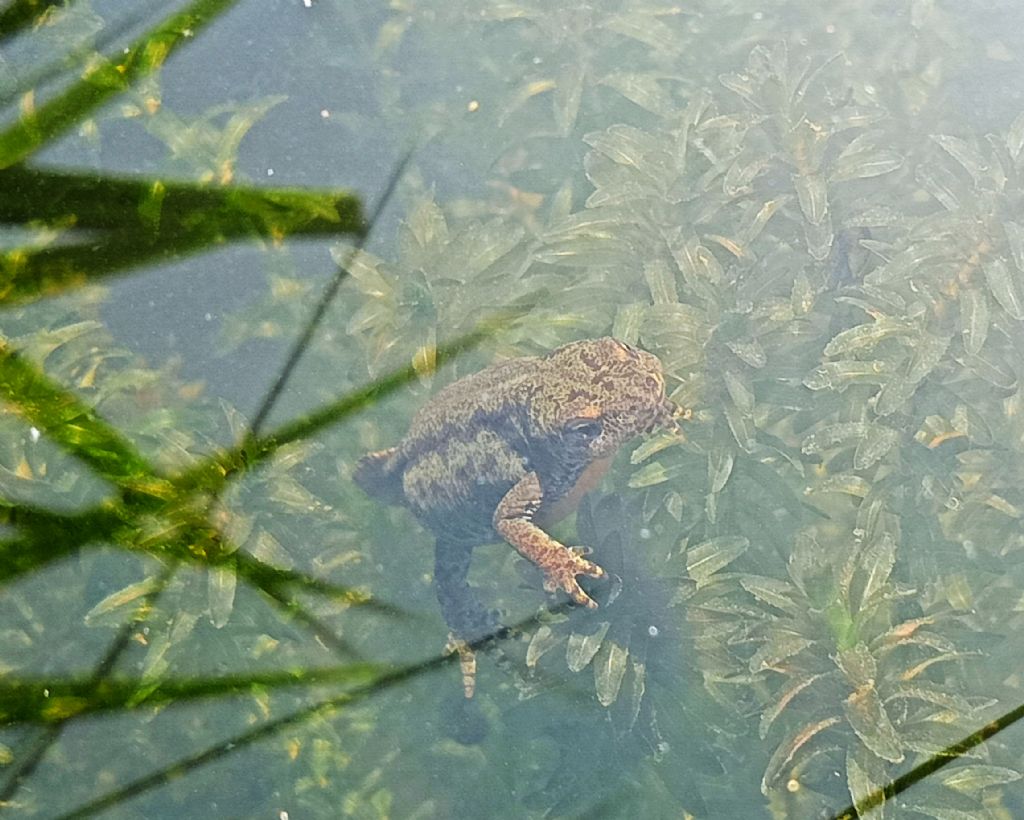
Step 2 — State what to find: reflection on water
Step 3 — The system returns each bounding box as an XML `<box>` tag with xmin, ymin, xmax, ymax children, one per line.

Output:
<box><xmin>4</xmin><ymin>0</ymin><xmax>1024</xmax><ymax>817</ymax></box>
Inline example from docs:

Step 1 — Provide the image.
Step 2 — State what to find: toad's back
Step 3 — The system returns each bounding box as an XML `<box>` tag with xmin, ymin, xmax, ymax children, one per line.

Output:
<box><xmin>353</xmin><ymin>354</ymin><xmax>542</xmax><ymax>538</ymax></box>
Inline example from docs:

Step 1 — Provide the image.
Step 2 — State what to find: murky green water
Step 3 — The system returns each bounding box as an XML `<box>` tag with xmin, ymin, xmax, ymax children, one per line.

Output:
<box><xmin>3</xmin><ymin>1</ymin><xmax>1024</xmax><ymax>817</ymax></box>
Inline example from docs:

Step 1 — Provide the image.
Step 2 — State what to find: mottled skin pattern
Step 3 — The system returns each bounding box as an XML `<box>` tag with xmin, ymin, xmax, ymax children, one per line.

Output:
<box><xmin>354</xmin><ymin>337</ymin><xmax>677</xmax><ymax>695</ymax></box>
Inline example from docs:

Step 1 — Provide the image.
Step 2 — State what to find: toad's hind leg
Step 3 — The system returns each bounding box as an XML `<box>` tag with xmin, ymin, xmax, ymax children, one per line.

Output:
<box><xmin>434</xmin><ymin>537</ymin><xmax>502</xmax><ymax>698</ymax></box>
<box><xmin>434</xmin><ymin>538</ymin><xmax>501</xmax><ymax>642</ymax></box>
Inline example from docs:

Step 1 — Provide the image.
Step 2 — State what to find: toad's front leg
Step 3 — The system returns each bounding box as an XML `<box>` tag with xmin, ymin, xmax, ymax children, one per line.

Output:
<box><xmin>494</xmin><ymin>471</ymin><xmax>605</xmax><ymax>608</ymax></box>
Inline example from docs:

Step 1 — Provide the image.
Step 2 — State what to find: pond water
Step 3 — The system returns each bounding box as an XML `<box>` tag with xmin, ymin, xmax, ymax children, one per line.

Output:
<box><xmin>3</xmin><ymin>1</ymin><xmax>1024</xmax><ymax>817</ymax></box>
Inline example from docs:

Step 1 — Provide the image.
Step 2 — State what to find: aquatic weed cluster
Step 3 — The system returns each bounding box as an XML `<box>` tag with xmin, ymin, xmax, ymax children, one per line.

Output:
<box><xmin>3</xmin><ymin>0</ymin><xmax>1024</xmax><ymax>817</ymax></box>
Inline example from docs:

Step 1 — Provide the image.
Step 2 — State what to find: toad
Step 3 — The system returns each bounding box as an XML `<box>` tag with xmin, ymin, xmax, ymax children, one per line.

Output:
<box><xmin>354</xmin><ymin>337</ymin><xmax>679</xmax><ymax>695</ymax></box>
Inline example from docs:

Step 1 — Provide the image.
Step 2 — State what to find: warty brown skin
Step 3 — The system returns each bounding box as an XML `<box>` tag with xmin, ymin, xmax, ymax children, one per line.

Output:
<box><xmin>354</xmin><ymin>337</ymin><xmax>677</xmax><ymax>694</ymax></box>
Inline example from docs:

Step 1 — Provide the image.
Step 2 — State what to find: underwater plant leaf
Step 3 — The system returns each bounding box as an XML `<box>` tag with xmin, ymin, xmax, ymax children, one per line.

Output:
<box><xmin>642</xmin><ymin>258</ymin><xmax>679</xmax><ymax>305</ymax></box>
<box><xmin>593</xmin><ymin>640</ymin><xmax>629</xmax><ymax>707</ymax></box>
<box><xmin>830</xmin><ymin>133</ymin><xmax>904</xmax><ymax>182</ymax></box>
<box><xmin>738</xmin><ymin>575</ymin><xmax>802</xmax><ymax>615</ymax></box>
<box><xmin>843</xmin><ymin>749</ymin><xmax>884</xmax><ymax>818</ymax></box>
<box><xmin>761</xmin><ymin>716</ymin><xmax>841</xmax><ymax>793</ymax></box>
<box><xmin>874</xmin><ymin>333</ymin><xmax>949</xmax><ymax>417</ymax></box>
<box><xmin>915</xmin><ymin>163</ymin><xmax>963</xmax><ymax>211</ymax></box>
<box><xmin>553</xmin><ymin>60</ymin><xmax>584</xmax><ymax>136</ymax></box>
<box><xmin>450</xmin><ymin>218</ymin><xmax>527</xmax><ymax>281</ymax></box>
<box><xmin>802</xmin><ymin>422</ymin><xmax>870</xmax><ymax>455</ymax></box>
<box><xmin>958</xmin><ymin>286</ymin><xmax>990</xmax><ymax>355</ymax></box>
<box><xmin>852</xmin><ymin>425</ymin><xmax>898</xmax><ymax>470</ymax></box>
<box><xmin>813</xmin><ymin>473</ymin><xmax>871</xmax><ymax>497</ymax></box>
<box><xmin>599</xmin><ymin>72</ymin><xmax>673</xmax><ymax>116</ymax></box>
<box><xmin>526</xmin><ymin>624</ymin><xmax>564</xmax><ymax>667</ymax></box>
<box><xmin>0</xmin><ymin>0</ymin><xmax>240</xmax><ymax>169</ymax></box>
<box><xmin>823</xmin><ymin>317</ymin><xmax>916</xmax><ymax>357</ymax></box>
<box><xmin>612</xmin><ymin>302</ymin><xmax>644</xmax><ymax>344</ymax></box>
<box><xmin>1003</xmin><ymin>220</ymin><xmax>1024</xmax><ymax>272</ymax></box>
<box><xmin>931</xmin><ymin>134</ymin><xmax>989</xmax><ymax>185</ymax></box>
<box><xmin>686</xmin><ymin>535</ymin><xmax>748</xmax><ymax>587</ymax></box>
<box><xmin>629</xmin><ymin>430</ymin><xmax>680</xmax><ymax>464</ymax></box>
<box><xmin>600</xmin><ymin>12</ymin><xmax>680</xmax><ymax>56</ymax></box>
<box><xmin>982</xmin><ymin>256</ymin><xmax>1024</xmax><ymax>320</ymax></box>
<box><xmin>722</xmin><ymin>370</ymin><xmax>755</xmax><ymax>415</ymax></box>
<box><xmin>1007</xmin><ymin>112</ymin><xmax>1024</xmax><ymax>161</ymax></box>
<box><xmin>793</xmin><ymin>172</ymin><xmax>828</xmax><ymax>226</ymax></box>
<box><xmin>738</xmin><ymin>197</ymin><xmax>787</xmax><ymax>245</ymax></box>
<box><xmin>83</xmin><ymin>576</ymin><xmax>162</xmax><ymax>627</ymax></box>
<box><xmin>901</xmin><ymin>805</ymin><xmax>991</xmax><ymax>820</ymax></box>
<box><xmin>625</xmin><ymin>660</ymin><xmax>646</xmax><ymax>730</ymax></box>
<box><xmin>640</xmin><ymin>303</ymin><xmax>707</xmax><ymax>369</ymax></box>
<box><xmin>246</xmin><ymin>529</ymin><xmax>295</xmax><ymax>570</ymax></box>
<box><xmin>856</xmin><ymin>533</ymin><xmax>896</xmax><ymax>610</ymax></box>
<box><xmin>759</xmin><ymin>672</ymin><xmax>828</xmax><ymax>739</ymax></box>
<box><xmin>844</xmin><ymin>683</ymin><xmax>904</xmax><ymax>763</ymax></box>
<box><xmin>628</xmin><ymin>460</ymin><xmax>682</xmax><ymax>488</ymax></box>
<box><xmin>723</xmin><ymin>402</ymin><xmax>756</xmax><ymax>453</ymax></box>
<box><xmin>748</xmin><ymin>630</ymin><xmax>815</xmax><ymax>673</ymax></box>
<box><xmin>834</xmin><ymin>643</ymin><xmax>877</xmax><ymax>688</ymax></box>
<box><xmin>939</xmin><ymin>764</ymin><xmax>1022</xmax><ymax>794</ymax></box>
<box><xmin>725</xmin><ymin>338</ymin><xmax>766</xmax><ymax>369</ymax></box>
<box><xmin>672</xmin><ymin>234</ymin><xmax>723</xmax><ymax>289</ymax></box>
<box><xmin>803</xmin><ymin>360</ymin><xmax>894</xmax><ymax>390</ymax></box>
<box><xmin>207</xmin><ymin>561</ymin><xmax>237</xmax><ymax>628</ymax></box>
<box><xmin>723</xmin><ymin>153</ymin><xmax>771</xmax><ymax>197</ymax></box>
<box><xmin>706</xmin><ymin>441</ymin><xmax>735</xmax><ymax>494</ymax></box>
<box><xmin>890</xmin><ymin>683</ymin><xmax>978</xmax><ymax>715</ymax></box>
<box><xmin>566</xmin><ymin>621</ymin><xmax>610</xmax><ymax>673</ymax></box>
<box><xmin>536</xmin><ymin>223</ymin><xmax>637</xmax><ymax>268</ymax></box>
<box><xmin>584</xmin><ymin>124</ymin><xmax>674</xmax><ymax>186</ymax></box>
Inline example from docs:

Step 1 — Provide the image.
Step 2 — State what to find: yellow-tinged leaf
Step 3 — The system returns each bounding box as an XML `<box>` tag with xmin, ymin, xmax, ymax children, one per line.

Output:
<box><xmin>594</xmin><ymin>641</ymin><xmax>629</xmax><ymax>706</ymax></box>
<box><xmin>566</xmin><ymin>622</ymin><xmax>609</xmax><ymax>672</ymax></box>
<box><xmin>84</xmin><ymin>577</ymin><xmax>162</xmax><ymax>625</ymax></box>
<box><xmin>940</xmin><ymin>765</ymin><xmax>1022</xmax><ymax>794</ymax></box>
<box><xmin>15</xmin><ymin>456</ymin><xmax>33</xmax><ymax>480</ymax></box>
<box><xmin>41</xmin><ymin>696</ymin><xmax>89</xmax><ymax>721</ymax></box>
<box><xmin>412</xmin><ymin>342</ymin><xmax>437</xmax><ymax>384</ymax></box>
<box><xmin>207</xmin><ymin>563</ymin><xmax>237</xmax><ymax>628</ymax></box>
<box><xmin>844</xmin><ymin>683</ymin><xmax>903</xmax><ymax>762</ymax></box>
<box><xmin>526</xmin><ymin>625</ymin><xmax>563</xmax><ymax>667</ymax></box>
<box><xmin>762</xmin><ymin>716</ymin><xmax>841</xmax><ymax>792</ymax></box>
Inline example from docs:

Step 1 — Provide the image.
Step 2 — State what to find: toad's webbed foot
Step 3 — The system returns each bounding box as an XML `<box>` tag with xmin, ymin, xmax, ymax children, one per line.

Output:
<box><xmin>495</xmin><ymin>471</ymin><xmax>607</xmax><ymax>610</ymax></box>
<box><xmin>444</xmin><ymin>634</ymin><xmax>480</xmax><ymax>699</ymax></box>
<box><xmin>540</xmin><ymin>545</ymin><xmax>604</xmax><ymax>608</ymax></box>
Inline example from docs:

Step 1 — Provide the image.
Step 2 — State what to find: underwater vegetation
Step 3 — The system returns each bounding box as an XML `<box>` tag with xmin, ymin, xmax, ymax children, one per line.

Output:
<box><xmin>4</xmin><ymin>0</ymin><xmax>1024</xmax><ymax>817</ymax></box>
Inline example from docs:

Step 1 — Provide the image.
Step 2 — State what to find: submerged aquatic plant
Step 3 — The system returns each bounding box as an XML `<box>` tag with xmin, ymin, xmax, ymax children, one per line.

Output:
<box><xmin>6</xmin><ymin>0</ymin><xmax>1024</xmax><ymax>817</ymax></box>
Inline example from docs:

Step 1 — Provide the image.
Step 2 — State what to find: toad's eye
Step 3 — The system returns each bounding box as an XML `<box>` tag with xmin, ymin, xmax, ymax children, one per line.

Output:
<box><xmin>567</xmin><ymin>418</ymin><xmax>603</xmax><ymax>440</ymax></box>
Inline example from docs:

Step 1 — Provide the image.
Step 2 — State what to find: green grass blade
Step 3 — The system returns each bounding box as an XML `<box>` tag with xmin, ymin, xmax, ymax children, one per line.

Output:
<box><xmin>0</xmin><ymin>0</ymin><xmax>60</xmax><ymax>42</ymax></box>
<box><xmin>0</xmin><ymin>167</ymin><xmax>364</xmax><ymax>305</ymax></box>
<box><xmin>0</xmin><ymin>0</ymin><xmax>239</xmax><ymax>169</ymax></box>
<box><xmin>0</xmin><ymin>339</ymin><xmax>167</xmax><ymax>490</ymax></box>
<box><xmin>0</xmin><ymin>166</ymin><xmax>364</xmax><ymax>237</ymax></box>
<box><xmin>0</xmin><ymin>664</ymin><xmax>389</xmax><ymax>723</ymax></box>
